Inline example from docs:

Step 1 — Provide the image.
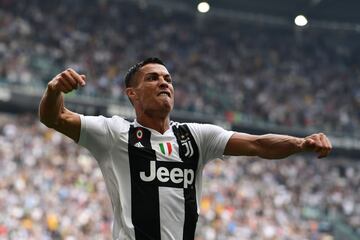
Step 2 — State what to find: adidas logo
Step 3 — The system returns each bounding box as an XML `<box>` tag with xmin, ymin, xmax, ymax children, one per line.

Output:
<box><xmin>134</xmin><ymin>142</ymin><xmax>144</xmax><ymax>148</ymax></box>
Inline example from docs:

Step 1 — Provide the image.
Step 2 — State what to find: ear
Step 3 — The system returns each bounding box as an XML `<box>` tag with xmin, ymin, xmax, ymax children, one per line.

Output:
<box><xmin>126</xmin><ymin>87</ymin><xmax>137</xmax><ymax>102</ymax></box>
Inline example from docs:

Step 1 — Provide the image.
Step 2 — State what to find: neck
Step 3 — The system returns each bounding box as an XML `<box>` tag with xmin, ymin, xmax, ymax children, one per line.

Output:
<box><xmin>136</xmin><ymin>111</ymin><xmax>170</xmax><ymax>134</ymax></box>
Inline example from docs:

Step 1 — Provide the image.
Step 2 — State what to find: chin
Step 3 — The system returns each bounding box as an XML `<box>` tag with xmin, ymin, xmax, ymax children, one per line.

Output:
<box><xmin>159</xmin><ymin>99</ymin><xmax>173</xmax><ymax>110</ymax></box>
<box><xmin>144</xmin><ymin>104</ymin><xmax>173</xmax><ymax>118</ymax></box>
<box><xmin>161</xmin><ymin>104</ymin><xmax>172</xmax><ymax>115</ymax></box>
<box><xmin>160</xmin><ymin>101</ymin><xmax>174</xmax><ymax>115</ymax></box>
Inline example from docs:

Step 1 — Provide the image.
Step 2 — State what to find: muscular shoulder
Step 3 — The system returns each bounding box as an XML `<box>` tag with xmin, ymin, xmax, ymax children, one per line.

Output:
<box><xmin>171</xmin><ymin>121</ymin><xmax>230</xmax><ymax>144</ymax></box>
<box><xmin>107</xmin><ymin>115</ymin><xmax>131</xmax><ymax>132</ymax></box>
<box><xmin>80</xmin><ymin>115</ymin><xmax>131</xmax><ymax>138</ymax></box>
<box><xmin>171</xmin><ymin>121</ymin><xmax>233</xmax><ymax>163</ymax></box>
<box><xmin>79</xmin><ymin>115</ymin><xmax>131</xmax><ymax>149</ymax></box>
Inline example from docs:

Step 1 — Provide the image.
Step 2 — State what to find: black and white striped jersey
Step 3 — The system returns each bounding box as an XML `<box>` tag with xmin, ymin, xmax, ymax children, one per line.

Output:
<box><xmin>78</xmin><ymin>115</ymin><xmax>233</xmax><ymax>240</ymax></box>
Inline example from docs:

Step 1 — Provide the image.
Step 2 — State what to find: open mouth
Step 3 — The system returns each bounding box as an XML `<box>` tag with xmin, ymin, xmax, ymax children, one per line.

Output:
<box><xmin>157</xmin><ymin>91</ymin><xmax>171</xmax><ymax>97</ymax></box>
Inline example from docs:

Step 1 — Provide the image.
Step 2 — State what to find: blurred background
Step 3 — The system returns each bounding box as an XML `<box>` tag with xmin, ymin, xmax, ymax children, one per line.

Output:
<box><xmin>0</xmin><ymin>0</ymin><xmax>359</xmax><ymax>239</ymax></box>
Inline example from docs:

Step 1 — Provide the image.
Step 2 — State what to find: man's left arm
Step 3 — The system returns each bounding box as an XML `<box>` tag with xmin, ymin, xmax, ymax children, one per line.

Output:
<box><xmin>224</xmin><ymin>132</ymin><xmax>332</xmax><ymax>159</ymax></box>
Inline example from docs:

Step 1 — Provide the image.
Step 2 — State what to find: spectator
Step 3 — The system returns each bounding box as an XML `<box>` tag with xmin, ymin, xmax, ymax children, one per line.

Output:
<box><xmin>0</xmin><ymin>0</ymin><xmax>359</xmax><ymax>135</ymax></box>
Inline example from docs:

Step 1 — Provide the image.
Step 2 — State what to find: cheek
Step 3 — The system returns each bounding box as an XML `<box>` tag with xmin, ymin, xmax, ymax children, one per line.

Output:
<box><xmin>141</xmin><ymin>92</ymin><xmax>155</xmax><ymax>105</ymax></box>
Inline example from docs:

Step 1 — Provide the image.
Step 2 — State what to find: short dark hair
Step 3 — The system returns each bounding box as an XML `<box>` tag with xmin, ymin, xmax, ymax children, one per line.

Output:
<box><xmin>124</xmin><ymin>57</ymin><xmax>165</xmax><ymax>88</ymax></box>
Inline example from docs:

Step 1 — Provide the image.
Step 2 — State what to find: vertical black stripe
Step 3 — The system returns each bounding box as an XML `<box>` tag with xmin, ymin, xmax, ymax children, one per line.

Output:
<box><xmin>172</xmin><ymin>124</ymin><xmax>200</xmax><ymax>240</ymax></box>
<box><xmin>128</xmin><ymin>126</ymin><xmax>161</xmax><ymax>240</ymax></box>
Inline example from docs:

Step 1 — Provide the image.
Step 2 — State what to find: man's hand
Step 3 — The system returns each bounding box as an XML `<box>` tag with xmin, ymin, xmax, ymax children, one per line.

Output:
<box><xmin>300</xmin><ymin>133</ymin><xmax>332</xmax><ymax>158</ymax></box>
<box><xmin>39</xmin><ymin>68</ymin><xmax>86</xmax><ymax>142</ymax></box>
<box><xmin>48</xmin><ymin>68</ymin><xmax>86</xmax><ymax>93</ymax></box>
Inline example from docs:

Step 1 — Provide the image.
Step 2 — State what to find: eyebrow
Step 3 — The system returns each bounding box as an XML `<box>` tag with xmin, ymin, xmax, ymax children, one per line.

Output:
<box><xmin>144</xmin><ymin>72</ymin><xmax>171</xmax><ymax>78</ymax></box>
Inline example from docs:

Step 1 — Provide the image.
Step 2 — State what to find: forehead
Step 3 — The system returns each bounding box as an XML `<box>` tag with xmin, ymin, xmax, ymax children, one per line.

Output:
<box><xmin>138</xmin><ymin>63</ymin><xmax>170</xmax><ymax>76</ymax></box>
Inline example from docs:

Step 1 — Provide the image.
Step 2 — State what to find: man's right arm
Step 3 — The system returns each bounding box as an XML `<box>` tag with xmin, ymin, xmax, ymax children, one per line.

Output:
<box><xmin>39</xmin><ymin>68</ymin><xmax>86</xmax><ymax>142</ymax></box>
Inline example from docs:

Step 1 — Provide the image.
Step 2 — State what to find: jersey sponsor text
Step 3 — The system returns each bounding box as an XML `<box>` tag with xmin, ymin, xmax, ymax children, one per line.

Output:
<box><xmin>140</xmin><ymin>161</ymin><xmax>195</xmax><ymax>188</ymax></box>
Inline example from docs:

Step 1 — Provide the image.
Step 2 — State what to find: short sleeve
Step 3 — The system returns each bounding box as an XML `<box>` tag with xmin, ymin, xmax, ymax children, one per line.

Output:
<box><xmin>78</xmin><ymin>115</ymin><xmax>113</xmax><ymax>154</ymax></box>
<box><xmin>187</xmin><ymin>123</ymin><xmax>234</xmax><ymax>164</ymax></box>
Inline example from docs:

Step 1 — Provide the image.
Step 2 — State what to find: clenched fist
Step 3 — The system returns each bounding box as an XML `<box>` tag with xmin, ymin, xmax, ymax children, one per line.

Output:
<box><xmin>48</xmin><ymin>68</ymin><xmax>86</xmax><ymax>93</ymax></box>
<box><xmin>301</xmin><ymin>133</ymin><xmax>332</xmax><ymax>158</ymax></box>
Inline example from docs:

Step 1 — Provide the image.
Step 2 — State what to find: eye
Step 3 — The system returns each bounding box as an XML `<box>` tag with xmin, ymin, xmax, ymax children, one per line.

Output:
<box><xmin>147</xmin><ymin>75</ymin><xmax>158</xmax><ymax>81</ymax></box>
<box><xmin>165</xmin><ymin>76</ymin><xmax>172</xmax><ymax>83</ymax></box>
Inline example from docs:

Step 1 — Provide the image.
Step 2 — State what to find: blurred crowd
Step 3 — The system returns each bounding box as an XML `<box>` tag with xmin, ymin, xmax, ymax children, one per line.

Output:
<box><xmin>197</xmin><ymin>157</ymin><xmax>360</xmax><ymax>240</ymax></box>
<box><xmin>0</xmin><ymin>113</ymin><xmax>359</xmax><ymax>240</ymax></box>
<box><xmin>1</xmin><ymin>0</ymin><xmax>360</xmax><ymax>136</ymax></box>
<box><xmin>0</xmin><ymin>114</ymin><xmax>112</xmax><ymax>240</ymax></box>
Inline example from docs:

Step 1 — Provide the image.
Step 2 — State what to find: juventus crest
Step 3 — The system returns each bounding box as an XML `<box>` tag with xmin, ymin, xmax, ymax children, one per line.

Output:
<box><xmin>180</xmin><ymin>136</ymin><xmax>194</xmax><ymax>158</ymax></box>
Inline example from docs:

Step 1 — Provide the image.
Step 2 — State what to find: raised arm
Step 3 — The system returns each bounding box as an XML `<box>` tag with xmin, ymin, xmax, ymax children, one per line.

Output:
<box><xmin>224</xmin><ymin>132</ymin><xmax>332</xmax><ymax>159</ymax></box>
<box><xmin>39</xmin><ymin>68</ymin><xmax>86</xmax><ymax>142</ymax></box>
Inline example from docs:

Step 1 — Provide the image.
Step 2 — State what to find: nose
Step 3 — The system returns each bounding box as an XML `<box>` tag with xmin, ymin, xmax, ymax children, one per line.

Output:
<box><xmin>158</xmin><ymin>76</ymin><xmax>169</xmax><ymax>88</ymax></box>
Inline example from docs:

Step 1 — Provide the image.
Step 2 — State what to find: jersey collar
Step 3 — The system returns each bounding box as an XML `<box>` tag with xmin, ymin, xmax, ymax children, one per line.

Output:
<box><xmin>133</xmin><ymin>119</ymin><xmax>174</xmax><ymax>136</ymax></box>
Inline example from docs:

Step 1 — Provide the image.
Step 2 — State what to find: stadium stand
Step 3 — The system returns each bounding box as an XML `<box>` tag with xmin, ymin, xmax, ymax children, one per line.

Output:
<box><xmin>1</xmin><ymin>0</ymin><xmax>360</xmax><ymax>136</ymax></box>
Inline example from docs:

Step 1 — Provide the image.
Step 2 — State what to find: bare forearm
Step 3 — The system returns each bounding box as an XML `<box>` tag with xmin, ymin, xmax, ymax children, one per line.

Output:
<box><xmin>255</xmin><ymin>134</ymin><xmax>304</xmax><ymax>159</ymax></box>
<box><xmin>225</xmin><ymin>132</ymin><xmax>331</xmax><ymax>159</ymax></box>
<box><xmin>39</xmin><ymin>85</ymin><xmax>64</xmax><ymax>127</ymax></box>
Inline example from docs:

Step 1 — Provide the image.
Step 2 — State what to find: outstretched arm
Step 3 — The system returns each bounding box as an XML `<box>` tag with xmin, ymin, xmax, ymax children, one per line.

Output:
<box><xmin>224</xmin><ymin>132</ymin><xmax>332</xmax><ymax>159</ymax></box>
<box><xmin>39</xmin><ymin>68</ymin><xmax>86</xmax><ymax>142</ymax></box>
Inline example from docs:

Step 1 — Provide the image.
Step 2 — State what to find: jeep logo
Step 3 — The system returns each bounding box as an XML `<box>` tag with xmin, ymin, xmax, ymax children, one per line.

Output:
<box><xmin>140</xmin><ymin>161</ymin><xmax>195</xmax><ymax>188</ymax></box>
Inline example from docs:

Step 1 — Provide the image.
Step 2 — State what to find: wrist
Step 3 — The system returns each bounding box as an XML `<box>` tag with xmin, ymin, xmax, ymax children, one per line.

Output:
<box><xmin>47</xmin><ymin>81</ymin><xmax>61</xmax><ymax>94</ymax></box>
<box><xmin>296</xmin><ymin>137</ymin><xmax>306</xmax><ymax>152</ymax></box>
